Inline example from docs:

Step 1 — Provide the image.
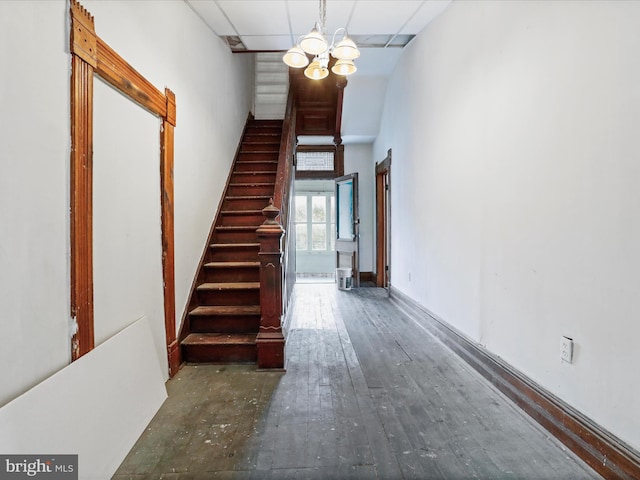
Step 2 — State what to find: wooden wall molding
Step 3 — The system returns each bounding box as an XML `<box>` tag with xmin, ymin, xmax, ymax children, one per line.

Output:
<box><xmin>96</xmin><ymin>37</ymin><xmax>167</xmax><ymax>117</ymax></box>
<box><xmin>70</xmin><ymin>1</ymin><xmax>97</xmax><ymax>67</ymax></box>
<box><xmin>69</xmin><ymin>54</ymin><xmax>95</xmax><ymax>360</ymax></box>
<box><xmin>69</xmin><ymin>0</ymin><xmax>178</xmax><ymax>375</ymax></box>
<box><xmin>389</xmin><ymin>286</ymin><xmax>640</xmax><ymax>480</ymax></box>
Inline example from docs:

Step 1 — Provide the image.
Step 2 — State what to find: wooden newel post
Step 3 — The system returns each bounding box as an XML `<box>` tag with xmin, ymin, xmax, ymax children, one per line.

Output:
<box><xmin>256</xmin><ymin>199</ymin><xmax>286</xmax><ymax>369</ymax></box>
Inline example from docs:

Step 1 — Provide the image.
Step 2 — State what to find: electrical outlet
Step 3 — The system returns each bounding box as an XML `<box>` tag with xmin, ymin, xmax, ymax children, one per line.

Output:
<box><xmin>560</xmin><ymin>336</ymin><xmax>574</xmax><ymax>364</ymax></box>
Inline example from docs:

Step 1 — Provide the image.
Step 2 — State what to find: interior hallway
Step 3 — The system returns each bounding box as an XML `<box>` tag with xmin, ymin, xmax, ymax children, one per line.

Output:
<box><xmin>114</xmin><ymin>284</ymin><xmax>601</xmax><ymax>479</ymax></box>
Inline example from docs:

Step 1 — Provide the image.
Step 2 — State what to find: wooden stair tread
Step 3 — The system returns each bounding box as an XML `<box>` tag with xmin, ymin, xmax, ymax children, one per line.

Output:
<box><xmin>197</xmin><ymin>282</ymin><xmax>260</xmax><ymax>290</ymax></box>
<box><xmin>182</xmin><ymin>333</ymin><xmax>257</xmax><ymax>345</ymax></box>
<box><xmin>233</xmin><ymin>171</ymin><xmax>277</xmax><ymax>175</ymax></box>
<box><xmin>225</xmin><ymin>195</ymin><xmax>271</xmax><ymax>200</ymax></box>
<box><xmin>216</xmin><ymin>225</ymin><xmax>261</xmax><ymax>231</ymax></box>
<box><xmin>204</xmin><ymin>261</ymin><xmax>260</xmax><ymax>268</ymax></box>
<box><xmin>210</xmin><ymin>243</ymin><xmax>259</xmax><ymax>248</ymax></box>
<box><xmin>190</xmin><ymin>305</ymin><xmax>260</xmax><ymax>316</ymax></box>
<box><xmin>236</xmin><ymin>160</ymin><xmax>278</xmax><ymax>163</ymax></box>
<box><xmin>221</xmin><ymin>210</ymin><xmax>263</xmax><ymax>215</ymax></box>
<box><xmin>229</xmin><ymin>182</ymin><xmax>275</xmax><ymax>186</ymax></box>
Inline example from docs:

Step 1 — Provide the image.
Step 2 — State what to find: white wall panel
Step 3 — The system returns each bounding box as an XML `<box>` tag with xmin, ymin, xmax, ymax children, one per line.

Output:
<box><xmin>375</xmin><ymin>0</ymin><xmax>640</xmax><ymax>450</ymax></box>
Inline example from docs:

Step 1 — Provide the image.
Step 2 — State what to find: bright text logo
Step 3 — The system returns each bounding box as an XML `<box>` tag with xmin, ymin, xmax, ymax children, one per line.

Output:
<box><xmin>0</xmin><ymin>456</ymin><xmax>77</xmax><ymax>480</ymax></box>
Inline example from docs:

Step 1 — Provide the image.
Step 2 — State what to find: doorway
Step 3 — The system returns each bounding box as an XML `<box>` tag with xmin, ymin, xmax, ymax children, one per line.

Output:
<box><xmin>294</xmin><ymin>180</ymin><xmax>336</xmax><ymax>283</ymax></box>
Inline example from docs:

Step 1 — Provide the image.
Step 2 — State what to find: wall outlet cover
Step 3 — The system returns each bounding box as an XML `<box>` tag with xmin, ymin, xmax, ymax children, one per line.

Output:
<box><xmin>561</xmin><ymin>336</ymin><xmax>574</xmax><ymax>364</ymax></box>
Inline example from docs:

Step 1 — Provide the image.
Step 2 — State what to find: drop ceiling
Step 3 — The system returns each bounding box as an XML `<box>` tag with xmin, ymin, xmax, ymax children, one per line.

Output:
<box><xmin>186</xmin><ymin>0</ymin><xmax>452</xmax><ymax>53</ymax></box>
<box><xmin>185</xmin><ymin>0</ymin><xmax>453</xmax><ymax>142</ymax></box>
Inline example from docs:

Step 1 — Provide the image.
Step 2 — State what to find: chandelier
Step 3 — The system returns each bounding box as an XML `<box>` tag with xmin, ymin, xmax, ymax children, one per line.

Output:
<box><xmin>282</xmin><ymin>0</ymin><xmax>360</xmax><ymax>80</ymax></box>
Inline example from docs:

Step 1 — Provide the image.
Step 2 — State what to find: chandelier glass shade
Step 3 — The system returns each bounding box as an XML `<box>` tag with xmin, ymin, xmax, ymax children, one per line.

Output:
<box><xmin>283</xmin><ymin>0</ymin><xmax>360</xmax><ymax>80</ymax></box>
<box><xmin>304</xmin><ymin>51</ymin><xmax>330</xmax><ymax>80</ymax></box>
<box><xmin>299</xmin><ymin>24</ymin><xmax>329</xmax><ymax>56</ymax></box>
<box><xmin>282</xmin><ymin>44</ymin><xmax>309</xmax><ymax>68</ymax></box>
<box><xmin>331</xmin><ymin>58</ymin><xmax>357</xmax><ymax>76</ymax></box>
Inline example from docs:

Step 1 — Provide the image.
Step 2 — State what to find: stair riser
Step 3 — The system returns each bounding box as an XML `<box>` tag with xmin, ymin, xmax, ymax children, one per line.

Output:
<box><xmin>235</xmin><ymin>161</ymin><xmax>278</xmax><ymax>172</ymax></box>
<box><xmin>203</xmin><ymin>267</ymin><xmax>259</xmax><ymax>283</ymax></box>
<box><xmin>234</xmin><ymin>158</ymin><xmax>278</xmax><ymax>173</ymax></box>
<box><xmin>219</xmin><ymin>214</ymin><xmax>265</xmax><ymax>226</ymax></box>
<box><xmin>238</xmin><ymin>151</ymin><xmax>279</xmax><ymax>161</ymax></box>
<box><xmin>189</xmin><ymin>315</ymin><xmax>260</xmax><ymax>334</ymax></box>
<box><xmin>246</xmin><ymin>127</ymin><xmax>282</xmax><ymax>135</ymax></box>
<box><xmin>231</xmin><ymin>172</ymin><xmax>277</xmax><ymax>183</ymax></box>
<box><xmin>214</xmin><ymin>230</ymin><xmax>259</xmax><ymax>243</ymax></box>
<box><xmin>243</xmin><ymin>135</ymin><xmax>281</xmax><ymax>144</ymax></box>
<box><xmin>197</xmin><ymin>289</ymin><xmax>260</xmax><ymax>306</ymax></box>
<box><xmin>241</xmin><ymin>143</ymin><xmax>280</xmax><ymax>153</ymax></box>
<box><xmin>227</xmin><ymin>184</ymin><xmax>275</xmax><ymax>196</ymax></box>
<box><xmin>182</xmin><ymin>344</ymin><xmax>257</xmax><ymax>363</ymax></box>
<box><xmin>223</xmin><ymin>197</ymin><xmax>271</xmax><ymax>210</ymax></box>
<box><xmin>208</xmin><ymin>247</ymin><xmax>260</xmax><ymax>262</ymax></box>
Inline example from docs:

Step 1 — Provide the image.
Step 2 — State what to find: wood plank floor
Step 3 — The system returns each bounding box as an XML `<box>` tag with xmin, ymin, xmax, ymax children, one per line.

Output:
<box><xmin>114</xmin><ymin>284</ymin><xmax>601</xmax><ymax>479</ymax></box>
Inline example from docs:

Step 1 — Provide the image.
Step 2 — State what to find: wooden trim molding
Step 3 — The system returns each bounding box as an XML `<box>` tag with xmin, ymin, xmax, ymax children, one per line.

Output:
<box><xmin>70</xmin><ymin>1</ymin><xmax>96</xmax><ymax>361</ymax></box>
<box><xmin>359</xmin><ymin>272</ymin><xmax>374</xmax><ymax>283</ymax></box>
<box><xmin>375</xmin><ymin>149</ymin><xmax>391</xmax><ymax>289</ymax></box>
<box><xmin>389</xmin><ymin>286</ymin><xmax>640</xmax><ymax>480</ymax></box>
<box><xmin>69</xmin><ymin>0</ymin><xmax>178</xmax><ymax>375</ymax></box>
<box><xmin>161</xmin><ymin>89</ymin><xmax>178</xmax><ymax>376</ymax></box>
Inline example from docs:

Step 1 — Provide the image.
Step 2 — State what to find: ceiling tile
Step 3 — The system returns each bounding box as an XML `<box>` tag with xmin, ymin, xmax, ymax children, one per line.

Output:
<box><xmin>241</xmin><ymin>35</ymin><xmax>294</xmax><ymax>51</ymax></box>
<box><xmin>400</xmin><ymin>0</ymin><xmax>452</xmax><ymax>34</ymax></box>
<box><xmin>186</xmin><ymin>0</ymin><xmax>236</xmax><ymax>35</ymax></box>
<box><xmin>218</xmin><ymin>1</ymin><xmax>290</xmax><ymax>35</ymax></box>
<box><xmin>348</xmin><ymin>1</ymin><xmax>424</xmax><ymax>35</ymax></box>
<box><xmin>288</xmin><ymin>0</ymin><xmax>357</xmax><ymax>38</ymax></box>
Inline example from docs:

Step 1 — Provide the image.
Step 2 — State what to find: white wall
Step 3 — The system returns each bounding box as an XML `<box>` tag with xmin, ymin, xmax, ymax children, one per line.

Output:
<box><xmin>375</xmin><ymin>0</ymin><xmax>640</xmax><ymax>450</ymax></box>
<box><xmin>93</xmin><ymin>80</ymin><xmax>164</xmax><ymax>369</ymax></box>
<box><xmin>0</xmin><ymin>0</ymin><xmax>251</xmax><ymax>407</ymax></box>
<box><xmin>0</xmin><ymin>1</ymin><xmax>72</xmax><ymax>408</ymax></box>
<box><xmin>342</xmin><ymin>75</ymin><xmax>388</xmax><ymax>143</ymax></box>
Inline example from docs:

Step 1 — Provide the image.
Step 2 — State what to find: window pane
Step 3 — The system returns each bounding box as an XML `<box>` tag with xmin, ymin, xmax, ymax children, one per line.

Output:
<box><xmin>295</xmin><ymin>196</ymin><xmax>307</xmax><ymax>222</ymax></box>
<box><xmin>296</xmin><ymin>224</ymin><xmax>308</xmax><ymax>250</ymax></box>
<box><xmin>296</xmin><ymin>151</ymin><xmax>335</xmax><ymax>171</ymax></box>
<box><xmin>312</xmin><ymin>224</ymin><xmax>327</xmax><ymax>251</ymax></box>
<box><xmin>312</xmin><ymin>196</ymin><xmax>326</xmax><ymax>222</ymax></box>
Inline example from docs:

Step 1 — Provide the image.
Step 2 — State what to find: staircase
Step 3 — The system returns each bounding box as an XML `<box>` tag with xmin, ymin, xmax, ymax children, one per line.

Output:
<box><xmin>181</xmin><ymin>119</ymin><xmax>283</xmax><ymax>364</ymax></box>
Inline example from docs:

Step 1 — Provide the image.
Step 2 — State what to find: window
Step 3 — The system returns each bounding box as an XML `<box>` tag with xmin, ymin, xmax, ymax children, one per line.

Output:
<box><xmin>295</xmin><ymin>145</ymin><xmax>344</xmax><ymax>179</ymax></box>
<box><xmin>295</xmin><ymin>193</ymin><xmax>335</xmax><ymax>252</ymax></box>
<box><xmin>297</xmin><ymin>151</ymin><xmax>334</xmax><ymax>171</ymax></box>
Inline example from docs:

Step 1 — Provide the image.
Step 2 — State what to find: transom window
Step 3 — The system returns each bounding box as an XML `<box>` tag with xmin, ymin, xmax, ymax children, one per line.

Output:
<box><xmin>295</xmin><ymin>145</ymin><xmax>344</xmax><ymax>180</ymax></box>
<box><xmin>296</xmin><ymin>151</ymin><xmax>334</xmax><ymax>171</ymax></box>
<box><xmin>295</xmin><ymin>193</ymin><xmax>335</xmax><ymax>252</ymax></box>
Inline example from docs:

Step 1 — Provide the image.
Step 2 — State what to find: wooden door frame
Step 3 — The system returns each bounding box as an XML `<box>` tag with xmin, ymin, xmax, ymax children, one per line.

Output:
<box><xmin>69</xmin><ymin>0</ymin><xmax>179</xmax><ymax>375</ymax></box>
<box><xmin>375</xmin><ymin>149</ymin><xmax>391</xmax><ymax>288</ymax></box>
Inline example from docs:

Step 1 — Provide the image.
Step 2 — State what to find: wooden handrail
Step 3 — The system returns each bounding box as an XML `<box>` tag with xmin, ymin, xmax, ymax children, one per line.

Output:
<box><xmin>273</xmin><ymin>82</ymin><xmax>297</xmax><ymax>217</ymax></box>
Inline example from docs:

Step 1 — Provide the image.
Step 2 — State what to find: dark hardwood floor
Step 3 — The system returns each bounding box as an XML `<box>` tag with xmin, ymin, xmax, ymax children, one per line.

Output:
<box><xmin>114</xmin><ymin>284</ymin><xmax>601</xmax><ymax>479</ymax></box>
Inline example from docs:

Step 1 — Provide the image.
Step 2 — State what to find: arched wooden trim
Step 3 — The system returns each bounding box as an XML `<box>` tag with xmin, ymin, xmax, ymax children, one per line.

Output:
<box><xmin>69</xmin><ymin>0</ymin><xmax>179</xmax><ymax>376</ymax></box>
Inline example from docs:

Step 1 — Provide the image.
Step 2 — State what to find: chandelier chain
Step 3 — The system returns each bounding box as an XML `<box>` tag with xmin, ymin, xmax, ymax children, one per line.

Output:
<box><xmin>319</xmin><ymin>0</ymin><xmax>327</xmax><ymax>33</ymax></box>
